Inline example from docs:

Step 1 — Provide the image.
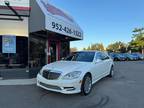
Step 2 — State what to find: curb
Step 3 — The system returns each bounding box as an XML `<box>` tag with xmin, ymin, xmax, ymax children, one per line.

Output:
<box><xmin>0</xmin><ymin>78</ymin><xmax>36</xmax><ymax>86</ymax></box>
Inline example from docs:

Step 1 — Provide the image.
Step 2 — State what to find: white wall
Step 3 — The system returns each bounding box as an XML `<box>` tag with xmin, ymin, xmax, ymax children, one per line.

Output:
<box><xmin>0</xmin><ymin>17</ymin><xmax>28</xmax><ymax>37</ymax></box>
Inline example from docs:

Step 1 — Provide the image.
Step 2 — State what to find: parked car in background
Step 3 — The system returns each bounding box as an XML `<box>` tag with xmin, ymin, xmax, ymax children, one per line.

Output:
<box><xmin>142</xmin><ymin>54</ymin><xmax>144</xmax><ymax>60</ymax></box>
<box><xmin>123</xmin><ymin>53</ymin><xmax>138</xmax><ymax>61</ymax></box>
<box><xmin>131</xmin><ymin>53</ymin><xmax>144</xmax><ymax>60</ymax></box>
<box><xmin>109</xmin><ymin>53</ymin><xmax>115</xmax><ymax>60</ymax></box>
<box><xmin>109</xmin><ymin>53</ymin><xmax>126</xmax><ymax>61</ymax></box>
<box><xmin>118</xmin><ymin>53</ymin><xmax>127</xmax><ymax>61</ymax></box>
<box><xmin>37</xmin><ymin>51</ymin><xmax>114</xmax><ymax>95</ymax></box>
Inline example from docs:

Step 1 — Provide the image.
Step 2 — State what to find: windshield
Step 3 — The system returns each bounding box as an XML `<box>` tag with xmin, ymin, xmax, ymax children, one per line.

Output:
<box><xmin>65</xmin><ymin>52</ymin><xmax>95</xmax><ymax>62</ymax></box>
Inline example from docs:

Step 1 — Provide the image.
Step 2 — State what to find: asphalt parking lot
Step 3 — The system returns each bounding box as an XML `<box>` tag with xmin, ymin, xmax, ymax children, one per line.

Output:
<box><xmin>0</xmin><ymin>61</ymin><xmax>144</xmax><ymax>108</ymax></box>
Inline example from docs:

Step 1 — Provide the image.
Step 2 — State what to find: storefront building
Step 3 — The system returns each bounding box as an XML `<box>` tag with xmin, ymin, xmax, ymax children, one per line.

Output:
<box><xmin>0</xmin><ymin>0</ymin><xmax>83</xmax><ymax>78</ymax></box>
<box><xmin>29</xmin><ymin>0</ymin><xmax>83</xmax><ymax>68</ymax></box>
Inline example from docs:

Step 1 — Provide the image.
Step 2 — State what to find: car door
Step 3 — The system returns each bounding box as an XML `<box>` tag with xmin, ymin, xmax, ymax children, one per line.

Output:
<box><xmin>101</xmin><ymin>53</ymin><xmax>112</xmax><ymax>75</ymax></box>
<box><xmin>91</xmin><ymin>52</ymin><xmax>105</xmax><ymax>82</ymax></box>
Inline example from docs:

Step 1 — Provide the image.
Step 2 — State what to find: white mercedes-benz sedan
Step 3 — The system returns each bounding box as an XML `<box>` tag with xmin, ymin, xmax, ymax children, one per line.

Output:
<box><xmin>37</xmin><ymin>51</ymin><xmax>114</xmax><ymax>95</ymax></box>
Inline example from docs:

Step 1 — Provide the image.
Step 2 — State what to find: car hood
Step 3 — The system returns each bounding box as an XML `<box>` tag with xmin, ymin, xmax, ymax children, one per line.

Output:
<box><xmin>42</xmin><ymin>61</ymin><xmax>91</xmax><ymax>75</ymax></box>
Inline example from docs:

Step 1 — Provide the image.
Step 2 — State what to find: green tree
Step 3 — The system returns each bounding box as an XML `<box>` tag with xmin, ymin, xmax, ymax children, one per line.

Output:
<box><xmin>133</xmin><ymin>28</ymin><xmax>144</xmax><ymax>34</ymax></box>
<box><xmin>83</xmin><ymin>48</ymin><xmax>86</xmax><ymax>50</ymax></box>
<box><xmin>91</xmin><ymin>43</ymin><xmax>105</xmax><ymax>51</ymax></box>
<box><xmin>106</xmin><ymin>41</ymin><xmax>127</xmax><ymax>53</ymax></box>
<box><xmin>129</xmin><ymin>27</ymin><xmax>144</xmax><ymax>54</ymax></box>
<box><xmin>83</xmin><ymin>43</ymin><xmax>105</xmax><ymax>51</ymax></box>
<box><xmin>87</xmin><ymin>46</ymin><xmax>91</xmax><ymax>50</ymax></box>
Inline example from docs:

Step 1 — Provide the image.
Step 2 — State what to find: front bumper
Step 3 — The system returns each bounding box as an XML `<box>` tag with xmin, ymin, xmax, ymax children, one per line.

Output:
<box><xmin>37</xmin><ymin>74</ymin><xmax>82</xmax><ymax>94</ymax></box>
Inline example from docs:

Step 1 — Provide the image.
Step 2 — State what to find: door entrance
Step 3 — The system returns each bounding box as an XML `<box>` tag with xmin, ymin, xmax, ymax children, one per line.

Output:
<box><xmin>49</xmin><ymin>41</ymin><xmax>57</xmax><ymax>63</ymax></box>
<box><xmin>48</xmin><ymin>40</ymin><xmax>61</xmax><ymax>63</ymax></box>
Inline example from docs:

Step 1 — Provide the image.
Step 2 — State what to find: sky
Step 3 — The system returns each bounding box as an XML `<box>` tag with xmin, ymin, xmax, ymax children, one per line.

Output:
<box><xmin>49</xmin><ymin>0</ymin><xmax>144</xmax><ymax>50</ymax></box>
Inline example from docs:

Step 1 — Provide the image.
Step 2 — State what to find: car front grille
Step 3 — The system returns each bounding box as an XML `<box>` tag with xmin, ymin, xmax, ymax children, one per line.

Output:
<box><xmin>39</xmin><ymin>82</ymin><xmax>61</xmax><ymax>90</ymax></box>
<box><xmin>42</xmin><ymin>70</ymin><xmax>61</xmax><ymax>80</ymax></box>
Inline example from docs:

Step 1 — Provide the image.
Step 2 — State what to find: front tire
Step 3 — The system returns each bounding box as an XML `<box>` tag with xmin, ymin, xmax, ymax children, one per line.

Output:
<box><xmin>81</xmin><ymin>74</ymin><xmax>92</xmax><ymax>96</ymax></box>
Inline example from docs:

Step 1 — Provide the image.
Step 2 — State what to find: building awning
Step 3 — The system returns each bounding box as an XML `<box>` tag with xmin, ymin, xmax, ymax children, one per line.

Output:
<box><xmin>30</xmin><ymin>0</ymin><xmax>83</xmax><ymax>40</ymax></box>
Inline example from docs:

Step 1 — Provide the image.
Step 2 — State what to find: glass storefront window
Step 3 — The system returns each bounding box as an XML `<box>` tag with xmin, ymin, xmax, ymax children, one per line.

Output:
<box><xmin>60</xmin><ymin>41</ymin><xmax>70</xmax><ymax>59</ymax></box>
<box><xmin>29</xmin><ymin>36</ymin><xmax>46</xmax><ymax>68</ymax></box>
<box><xmin>0</xmin><ymin>36</ymin><xmax>28</xmax><ymax>68</ymax></box>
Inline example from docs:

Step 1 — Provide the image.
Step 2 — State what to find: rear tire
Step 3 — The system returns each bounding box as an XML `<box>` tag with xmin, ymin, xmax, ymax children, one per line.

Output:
<box><xmin>81</xmin><ymin>74</ymin><xmax>92</xmax><ymax>96</ymax></box>
<box><xmin>114</xmin><ymin>58</ymin><xmax>119</xmax><ymax>61</ymax></box>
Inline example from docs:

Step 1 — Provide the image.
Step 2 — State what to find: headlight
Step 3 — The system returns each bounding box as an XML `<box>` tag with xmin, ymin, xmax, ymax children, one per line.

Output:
<box><xmin>62</xmin><ymin>71</ymin><xmax>82</xmax><ymax>80</ymax></box>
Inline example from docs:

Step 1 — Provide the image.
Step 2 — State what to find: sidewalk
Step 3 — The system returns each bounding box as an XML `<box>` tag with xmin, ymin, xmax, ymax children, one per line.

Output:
<box><xmin>0</xmin><ymin>68</ymin><xmax>40</xmax><ymax>79</ymax></box>
<box><xmin>0</xmin><ymin>78</ymin><xmax>36</xmax><ymax>86</ymax></box>
<box><xmin>0</xmin><ymin>68</ymin><xmax>29</xmax><ymax>79</ymax></box>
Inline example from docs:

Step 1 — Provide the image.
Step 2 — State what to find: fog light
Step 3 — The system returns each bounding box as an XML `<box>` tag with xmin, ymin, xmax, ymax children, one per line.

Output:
<box><xmin>64</xmin><ymin>87</ymin><xmax>75</xmax><ymax>91</ymax></box>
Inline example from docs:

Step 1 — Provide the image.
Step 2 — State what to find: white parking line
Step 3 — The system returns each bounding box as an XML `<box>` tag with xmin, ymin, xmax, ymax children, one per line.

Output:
<box><xmin>0</xmin><ymin>78</ymin><xmax>36</xmax><ymax>86</ymax></box>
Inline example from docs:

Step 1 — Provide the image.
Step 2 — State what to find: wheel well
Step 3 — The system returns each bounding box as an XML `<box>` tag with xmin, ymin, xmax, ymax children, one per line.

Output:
<box><xmin>81</xmin><ymin>72</ymin><xmax>92</xmax><ymax>95</ymax></box>
<box><xmin>110</xmin><ymin>65</ymin><xmax>114</xmax><ymax>71</ymax></box>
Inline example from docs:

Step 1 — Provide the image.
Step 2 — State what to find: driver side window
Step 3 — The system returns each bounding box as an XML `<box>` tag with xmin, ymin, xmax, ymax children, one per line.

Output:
<box><xmin>96</xmin><ymin>52</ymin><xmax>103</xmax><ymax>60</ymax></box>
<box><xmin>96</xmin><ymin>52</ymin><xmax>109</xmax><ymax>61</ymax></box>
